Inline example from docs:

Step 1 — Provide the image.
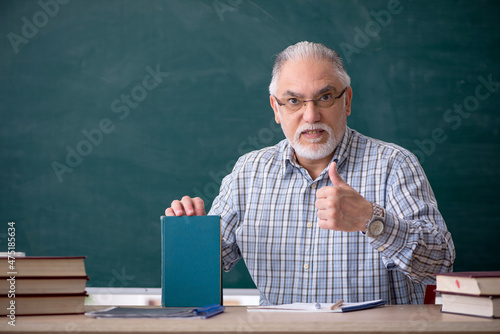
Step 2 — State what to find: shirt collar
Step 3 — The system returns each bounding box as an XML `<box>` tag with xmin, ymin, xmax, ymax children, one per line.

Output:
<box><xmin>328</xmin><ymin>125</ymin><xmax>352</xmax><ymax>174</ymax></box>
<box><xmin>280</xmin><ymin>126</ymin><xmax>353</xmax><ymax>178</ymax></box>
<box><xmin>280</xmin><ymin>141</ymin><xmax>294</xmax><ymax>177</ymax></box>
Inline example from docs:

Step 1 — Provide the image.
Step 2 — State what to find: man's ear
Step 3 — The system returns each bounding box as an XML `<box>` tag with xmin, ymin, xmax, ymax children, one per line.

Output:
<box><xmin>344</xmin><ymin>86</ymin><xmax>353</xmax><ymax>116</ymax></box>
<box><xmin>270</xmin><ymin>95</ymin><xmax>281</xmax><ymax>124</ymax></box>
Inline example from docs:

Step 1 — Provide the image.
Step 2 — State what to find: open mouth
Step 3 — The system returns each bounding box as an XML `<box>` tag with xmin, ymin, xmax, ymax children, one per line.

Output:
<box><xmin>302</xmin><ymin>129</ymin><xmax>325</xmax><ymax>136</ymax></box>
<box><xmin>294</xmin><ymin>123</ymin><xmax>332</xmax><ymax>145</ymax></box>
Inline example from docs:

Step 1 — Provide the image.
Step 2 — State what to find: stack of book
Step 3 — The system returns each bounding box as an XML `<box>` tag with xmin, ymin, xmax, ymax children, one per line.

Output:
<box><xmin>436</xmin><ymin>271</ymin><xmax>500</xmax><ymax>318</ymax></box>
<box><xmin>0</xmin><ymin>256</ymin><xmax>88</xmax><ymax>316</ymax></box>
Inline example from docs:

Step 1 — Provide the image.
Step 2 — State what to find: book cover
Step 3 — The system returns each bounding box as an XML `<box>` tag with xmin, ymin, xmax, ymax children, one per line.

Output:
<box><xmin>87</xmin><ymin>304</ymin><xmax>225</xmax><ymax>319</ymax></box>
<box><xmin>160</xmin><ymin>215</ymin><xmax>221</xmax><ymax>307</ymax></box>
<box><xmin>436</xmin><ymin>271</ymin><xmax>500</xmax><ymax>296</ymax></box>
<box><xmin>440</xmin><ymin>292</ymin><xmax>500</xmax><ymax>318</ymax></box>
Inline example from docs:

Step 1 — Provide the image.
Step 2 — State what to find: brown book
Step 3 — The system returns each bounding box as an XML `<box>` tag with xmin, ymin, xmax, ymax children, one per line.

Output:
<box><xmin>0</xmin><ymin>293</ymin><xmax>87</xmax><ymax>316</ymax></box>
<box><xmin>0</xmin><ymin>256</ymin><xmax>86</xmax><ymax>277</ymax></box>
<box><xmin>436</xmin><ymin>271</ymin><xmax>500</xmax><ymax>296</ymax></box>
<box><xmin>0</xmin><ymin>276</ymin><xmax>89</xmax><ymax>295</ymax></box>
<box><xmin>440</xmin><ymin>292</ymin><xmax>500</xmax><ymax>318</ymax></box>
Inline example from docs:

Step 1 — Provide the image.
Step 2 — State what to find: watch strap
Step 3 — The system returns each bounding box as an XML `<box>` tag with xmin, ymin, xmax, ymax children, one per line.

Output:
<box><xmin>372</xmin><ymin>203</ymin><xmax>384</xmax><ymax>219</ymax></box>
<box><xmin>364</xmin><ymin>203</ymin><xmax>386</xmax><ymax>237</ymax></box>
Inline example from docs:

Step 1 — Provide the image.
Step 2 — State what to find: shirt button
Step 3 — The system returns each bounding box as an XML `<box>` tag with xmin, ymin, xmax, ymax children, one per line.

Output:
<box><xmin>311</xmin><ymin>183</ymin><xmax>317</xmax><ymax>189</ymax></box>
<box><xmin>378</xmin><ymin>246</ymin><xmax>385</xmax><ymax>252</ymax></box>
<box><xmin>303</xmin><ymin>264</ymin><xmax>310</xmax><ymax>270</ymax></box>
<box><xmin>306</xmin><ymin>222</ymin><xmax>313</xmax><ymax>228</ymax></box>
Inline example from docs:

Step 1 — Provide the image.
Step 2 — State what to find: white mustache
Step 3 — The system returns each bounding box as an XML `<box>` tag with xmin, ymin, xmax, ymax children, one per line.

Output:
<box><xmin>294</xmin><ymin>123</ymin><xmax>333</xmax><ymax>142</ymax></box>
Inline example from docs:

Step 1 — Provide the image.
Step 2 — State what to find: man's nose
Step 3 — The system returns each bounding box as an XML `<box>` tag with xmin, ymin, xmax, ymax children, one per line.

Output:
<box><xmin>302</xmin><ymin>100</ymin><xmax>321</xmax><ymax>123</ymax></box>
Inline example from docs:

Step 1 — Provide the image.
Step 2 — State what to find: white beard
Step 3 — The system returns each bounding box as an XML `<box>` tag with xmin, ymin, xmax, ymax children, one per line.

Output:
<box><xmin>287</xmin><ymin>122</ymin><xmax>339</xmax><ymax>160</ymax></box>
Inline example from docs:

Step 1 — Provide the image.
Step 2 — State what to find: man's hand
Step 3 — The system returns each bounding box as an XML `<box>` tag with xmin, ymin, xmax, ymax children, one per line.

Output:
<box><xmin>165</xmin><ymin>196</ymin><xmax>206</xmax><ymax>216</ymax></box>
<box><xmin>315</xmin><ymin>161</ymin><xmax>373</xmax><ymax>231</ymax></box>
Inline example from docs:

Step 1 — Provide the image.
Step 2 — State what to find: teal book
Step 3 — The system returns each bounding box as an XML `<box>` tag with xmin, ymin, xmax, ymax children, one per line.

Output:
<box><xmin>160</xmin><ymin>215</ymin><xmax>222</xmax><ymax>307</ymax></box>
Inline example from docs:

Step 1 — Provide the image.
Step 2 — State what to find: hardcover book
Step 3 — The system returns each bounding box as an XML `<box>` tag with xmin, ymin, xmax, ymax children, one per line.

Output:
<box><xmin>0</xmin><ymin>256</ymin><xmax>87</xmax><ymax>277</ymax></box>
<box><xmin>160</xmin><ymin>215</ymin><xmax>222</xmax><ymax>307</ymax></box>
<box><xmin>0</xmin><ymin>293</ymin><xmax>87</xmax><ymax>316</ymax></box>
<box><xmin>436</xmin><ymin>271</ymin><xmax>500</xmax><ymax>296</ymax></box>
<box><xmin>0</xmin><ymin>276</ymin><xmax>88</xmax><ymax>295</ymax></box>
<box><xmin>440</xmin><ymin>292</ymin><xmax>500</xmax><ymax>318</ymax></box>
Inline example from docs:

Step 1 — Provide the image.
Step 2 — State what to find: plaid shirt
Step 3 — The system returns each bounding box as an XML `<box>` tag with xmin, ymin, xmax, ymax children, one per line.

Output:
<box><xmin>209</xmin><ymin>127</ymin><xmax>455</xmax><ymax>305</ymax></box>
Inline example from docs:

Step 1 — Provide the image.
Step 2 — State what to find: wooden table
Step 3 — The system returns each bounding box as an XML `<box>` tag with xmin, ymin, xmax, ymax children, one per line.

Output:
<box><xmin>1</xmin><ymin>305</ymin><xmax>499</xmax><ymax>333</ymax></box>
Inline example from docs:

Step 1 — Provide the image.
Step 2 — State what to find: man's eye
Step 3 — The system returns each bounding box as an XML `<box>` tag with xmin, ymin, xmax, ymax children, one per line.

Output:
<box><xmin>319</xmin><ymin>94</ymin><xmax>332</xmax><ymax>101</ymax></box>
<box><xmin>288</xmin><ymin>98</ymin><xmax>300</xmax><ymax>105</ymax></box>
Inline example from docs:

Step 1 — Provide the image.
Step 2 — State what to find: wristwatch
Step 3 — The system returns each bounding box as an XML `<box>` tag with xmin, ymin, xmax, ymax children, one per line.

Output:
<box><xmin>365</xmin><ymin>203</ymin><xmax>386</xmax><ymax>239</ymax></box>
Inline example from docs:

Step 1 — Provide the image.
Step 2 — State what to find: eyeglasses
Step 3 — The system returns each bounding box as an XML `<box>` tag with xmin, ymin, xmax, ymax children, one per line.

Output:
<box><xmin>274</xmin><ymin>87</ymin><xmax>348</xmax><ymax>112</ymax></box>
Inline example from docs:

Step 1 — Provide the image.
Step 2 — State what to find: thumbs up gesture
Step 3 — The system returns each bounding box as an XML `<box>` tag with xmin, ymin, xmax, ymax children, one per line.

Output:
<box><xmin>315</xmin><ymin>161</ymin><xmax>373</xmax><ymax>231</ymax></box>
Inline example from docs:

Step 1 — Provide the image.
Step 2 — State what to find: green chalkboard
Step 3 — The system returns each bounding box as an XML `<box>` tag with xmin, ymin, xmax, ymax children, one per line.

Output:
<box><xmin>1</xmin><ymin>0</ymin><xmax>499</xmax><ymax>290</ymax></box>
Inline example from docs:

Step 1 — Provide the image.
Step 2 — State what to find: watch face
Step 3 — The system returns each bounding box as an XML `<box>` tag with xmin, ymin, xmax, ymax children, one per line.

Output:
<box><xmin>369</xmin><ymin>220</ymin><xmax>384</xmax><ymax>236</ymax></box>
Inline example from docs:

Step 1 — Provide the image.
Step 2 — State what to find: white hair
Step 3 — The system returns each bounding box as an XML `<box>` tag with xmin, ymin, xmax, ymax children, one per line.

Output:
<box><xmin>269</xmin><ymin>41</ymin><xmax>351</xmax><ymax>95</ymax></box>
